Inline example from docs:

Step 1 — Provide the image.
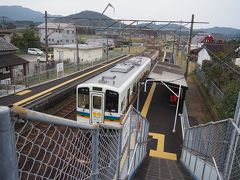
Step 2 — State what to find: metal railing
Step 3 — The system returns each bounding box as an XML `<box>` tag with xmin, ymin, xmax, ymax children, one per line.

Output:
<box><xmin>0</xmin><ymin>105</ymin><xmax>149</xmax><ymax>180</ymax></box>
<box><xmin>195</xmin><ymin>64</ymin><xmax>225</xmax><ymax>104</ymax></box>
<box><xmin>120</xmin><ymin>107</ymin><xmax>150</xmax><ymax>179</ymax></box>
<box><xmin>180</xmin><ymin>95</ymin><xmax>240</xmax><ymax>180</ymax></box>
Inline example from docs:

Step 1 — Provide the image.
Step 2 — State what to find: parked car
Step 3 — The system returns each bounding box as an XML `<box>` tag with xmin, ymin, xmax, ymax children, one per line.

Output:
<box><xmin>28</xmin><ymin>48</ymin><xmax>44</xmax><ymax>55</ymax></box>
<box><xmin>37</xmin><ymin>54</ymin><xmax>54</xmax><ymax>63</ymax></box>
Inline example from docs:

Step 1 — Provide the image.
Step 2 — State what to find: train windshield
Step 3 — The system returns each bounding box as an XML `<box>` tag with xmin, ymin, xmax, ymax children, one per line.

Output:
<box><xmin>78</xmin><ymin>87</ymin><xmax>89</xmax><ymax>109</ymax></box>
<box><xmin>105</xmin><ymin>90</ymin><xmax>119</xmax><ymax>113</ymax></box>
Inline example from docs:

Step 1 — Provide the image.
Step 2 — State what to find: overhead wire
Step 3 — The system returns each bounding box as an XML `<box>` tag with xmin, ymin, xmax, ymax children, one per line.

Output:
<box><xmin>201</xmin><ymin>44</ymin><xmax>240</xmax><ymax>76</ymax></box>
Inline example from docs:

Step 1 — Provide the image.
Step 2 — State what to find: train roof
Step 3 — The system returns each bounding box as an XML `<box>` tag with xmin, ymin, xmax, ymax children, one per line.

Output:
<box><xmin>81</xmin><ymin>56</ymin><xmax>151</xmax><ymax>89</ymax></box>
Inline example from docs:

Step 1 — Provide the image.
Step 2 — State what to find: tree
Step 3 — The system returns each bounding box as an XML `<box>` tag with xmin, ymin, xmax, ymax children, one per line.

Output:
<box><xmin>11</xmin><ymin>29</ymin><xmax>41</xmax><ymax>51</ymax></box>
<box><xmin>202</xmin><ymin>55</ymin><xmax>240</xmax><ymax>119</ymax></box>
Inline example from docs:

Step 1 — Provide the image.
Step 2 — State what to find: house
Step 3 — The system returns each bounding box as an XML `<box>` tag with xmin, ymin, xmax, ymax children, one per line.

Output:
<box><xmin>196</xmin><ymin>43</ymin><xmax>224</xmax><ymax>68</ymax></box>
<box><xmin>37</xmin><ymin>23</ymin><xmax>76</xmax><ymax>45</ymax></box>
<box><xmin>0</xmin><ymin>37</ymin><xmax>29</xmax><ymax>85</ymax></box>
<box><xmin>232</xmin><ymin>47</ymin><xmax>240</xmax><ymax>67</ymax></box>
<box><xmin>191</xmin><ymin>33</ymin><xmax>225</xmax><ymax>50</ymax></box>
<box><xmin>52</xmin><ymin>44</ymin><xmax>103</xmax><ymax>64</ymax></box>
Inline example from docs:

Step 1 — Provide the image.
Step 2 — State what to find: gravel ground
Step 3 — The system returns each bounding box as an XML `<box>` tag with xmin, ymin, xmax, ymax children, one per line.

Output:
<box><xmin>185</xmin><ymin>62</ymin><xmax>217</xmax><ymax>125</ymax></box>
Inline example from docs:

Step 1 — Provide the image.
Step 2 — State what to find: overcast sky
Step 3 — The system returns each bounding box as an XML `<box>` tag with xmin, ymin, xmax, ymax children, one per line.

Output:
<box><xmin>1</xmin><ymin>0</ymin><xmax>239</xmax><ymax>29</ymax></box>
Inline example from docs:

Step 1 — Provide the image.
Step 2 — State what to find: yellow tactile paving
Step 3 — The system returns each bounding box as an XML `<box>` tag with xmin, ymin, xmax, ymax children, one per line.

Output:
<box><xmin>141</xmin><ymin>82</ymin><xmax>156</xmax><ymax>118</ymax></box>
<box><xmin>14</xmin><ymin>56</ymin><xmax>129</xmax><ymax>106</ymax></box>
<box><xmin>149</xmin><ymin>132</ymin><xmax>177</xmax><ymax>160</ymax></box>
<box><xmin>16</xmin><ymin>90</ymin><xmax>32</xmax><ymax>96</ymax></box>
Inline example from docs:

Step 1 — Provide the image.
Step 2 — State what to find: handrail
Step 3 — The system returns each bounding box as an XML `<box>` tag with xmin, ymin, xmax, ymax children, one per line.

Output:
<box><xmin>120</xmin><ymin>105</ymin><xmax>133</xmax><ymax>125</ymax></box>
<box><xmin>11</xmin><ymin>105</ymin><xmax>122</xmax><ymax>130</ymax></box>
<box><xmin>231</xmin><ymin>121</ymin><xmax>240</xmax><ymax>135</ymax></box>
<box><xmin>212</xmin><ymin>157</ymin><xmax>223</xmax><ymax>180</ymax></box>
<box><xmin>185</xmin><ymin>118</ymin><xmax>232</xmax><ymax>130</ymax></box>
<box><xmin>132</xmin><ymin>106</ymin><xmax>150</xmax><ymax>124</ymax></box>
<box><xmin>179</xmin><ymin>113</ymin><xmax>185</xmax><ymax>140</ymax></box>
<box><xmin>127</xmin><ymin>143</ymin><xmax>139</xmax><ymax>175</ymax></box>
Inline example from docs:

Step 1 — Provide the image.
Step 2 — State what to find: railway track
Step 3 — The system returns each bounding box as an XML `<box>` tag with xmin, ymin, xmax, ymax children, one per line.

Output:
<box><xmin>52</xmin><ymin>97</ymin><xmax>76</xmax><ymax>120</ymax></box>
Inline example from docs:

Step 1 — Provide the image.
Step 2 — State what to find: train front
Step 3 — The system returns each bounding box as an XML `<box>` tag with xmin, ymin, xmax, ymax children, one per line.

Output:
<box><xmin>76</xmin><ymin>84</ymin><xmax>120</xmax><ymax>125</ymax></box>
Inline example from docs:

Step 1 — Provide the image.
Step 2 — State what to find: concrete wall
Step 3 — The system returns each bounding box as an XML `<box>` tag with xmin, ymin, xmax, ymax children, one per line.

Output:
<box><xmin>53</xmin><ymin>47</ymin><xmax>103</xmax><ymax>64</ymax></box>
<box><xmin>39</xmin><ymin>28</ymin><xmax>75</xmax><ymax>45</ymax></box>
<box><xmin>197</xmin><ymin>48</ymin><xmax>211</xmax><ymax>68</ymax></box>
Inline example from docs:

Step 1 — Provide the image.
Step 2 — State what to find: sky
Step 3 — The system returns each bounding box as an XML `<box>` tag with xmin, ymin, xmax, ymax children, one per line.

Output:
<box><xmin>0</xmin><ymin>0</ymin><xmax>239</xmax><ymax>29</ymax></box>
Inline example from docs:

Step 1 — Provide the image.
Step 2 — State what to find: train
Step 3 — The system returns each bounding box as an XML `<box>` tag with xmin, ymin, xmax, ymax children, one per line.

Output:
<box><xmin>76</xmin><ymin>56</ymin><xmax>152</xmax><ymax>125</ymax></box>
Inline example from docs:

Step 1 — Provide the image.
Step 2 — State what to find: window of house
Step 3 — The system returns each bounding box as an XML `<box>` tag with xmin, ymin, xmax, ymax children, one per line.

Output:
<box><xmin>72</xmin><ymin>31</ymin><xmax>75</xmax><ymax>34</ymax></box>
<box><xmin>72</xmin><ymin>40</ymin><xmax>74</xmax><ymax>43</ymax></box>
<box><xmin>52</xmin><ymin>39</ymin><xmax>54</xmax><ymax>42</ymax></box>
<box><xmin>67</xmin><ymin>30</ymin><xmax>69</xmax><ymax>34</ymax></box>
<box><xmin>66</xmin><ymin>39</ymin><xmax>69</xmax><ymax>43</ymax></box>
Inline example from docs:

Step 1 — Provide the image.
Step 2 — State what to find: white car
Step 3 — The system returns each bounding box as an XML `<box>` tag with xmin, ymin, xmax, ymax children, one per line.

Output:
<box><xmin>28</xmin><ymin>48</ymin><xmax>44</xmax><ymax>55</ymax></box>
<box><xmin>37</xmin><ymin>54</ymin><xmax>54</xmax><ymax>63</ymax></box>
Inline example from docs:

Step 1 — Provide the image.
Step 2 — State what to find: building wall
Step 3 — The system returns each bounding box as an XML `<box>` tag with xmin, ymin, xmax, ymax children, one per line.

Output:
<box><xmin>53</xmin><ymin>47</ymin><xmax>103</xmax><ymax>64</ymax></box>
<box><xmin>39</xmin><ymin>27</ymin><xmax>75</xmax><ymax>45</ymax></box>
<box><xmin>197</xmin><ymin>48</ymin><xmax>211</xmax><ymax>68</ymax></box>
<box><xmin>234</xmin><ymin>58</ymin><xmax>240</xmax><ymax>67</ymax></box>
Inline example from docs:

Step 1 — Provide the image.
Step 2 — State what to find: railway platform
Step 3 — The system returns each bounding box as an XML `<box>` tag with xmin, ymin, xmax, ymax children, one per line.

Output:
<box><xmin>0</xmin><ymin>55</ymin><xmax>128</xmax><ymax>107</ymax></box>
<box><xmin>131</xmin><ymin>60</ymin><xmax>192</xmax><ymax>179</ymax></box>
<box><xmin>133</xmin><ymin>84</ymin><xmax>193</xmax><ymax>179</ymax></box>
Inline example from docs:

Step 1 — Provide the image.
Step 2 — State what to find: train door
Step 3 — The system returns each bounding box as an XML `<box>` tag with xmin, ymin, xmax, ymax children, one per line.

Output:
<box><xmin>90</xmin><ymin>92</ymin><xmax>104</xmax><ymax>124</ymax></box>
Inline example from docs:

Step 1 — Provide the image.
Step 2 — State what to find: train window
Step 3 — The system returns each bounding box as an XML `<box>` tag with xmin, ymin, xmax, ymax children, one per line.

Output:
<box><xmin>78</xmin><ymin>88</ymin><xmax>89</xmax><ymax>109</ymax></box>
<box><xmin>93</xmin><ymin>96</ymin><xmax>102</xmax><ymax>109</ymax></box>
<box><xmin>105</xmin><ymin>90</ymin><xmax>119</xmax><ymax>113</ymax></box>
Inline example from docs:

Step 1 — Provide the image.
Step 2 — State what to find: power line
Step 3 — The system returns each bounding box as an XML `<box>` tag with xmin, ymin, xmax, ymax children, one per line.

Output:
<box><xmin>202</xmin><ymin>44</ymin><xmax>240</xmax><ymax>76</ymax></box>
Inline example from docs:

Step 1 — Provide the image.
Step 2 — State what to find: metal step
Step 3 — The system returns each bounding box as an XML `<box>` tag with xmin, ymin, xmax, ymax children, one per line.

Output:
<box><xmin>132</xmin><ymin>157</ymin><xmax>194</xmax><ymax>180</ymax></box>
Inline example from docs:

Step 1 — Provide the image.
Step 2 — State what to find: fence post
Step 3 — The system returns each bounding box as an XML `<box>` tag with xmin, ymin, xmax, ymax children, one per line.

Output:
<box><xmin>92</xmin><ymin>128</ymin><xmax>99</xmax><ymax>180</ymax></box>
<box><xmin>194</xmin><ymin>128</ymin><xmax>202</xmax><ymax>173</ymax></box>
<box><xmin>0</xmin><ymin>106</ymin><xmax>19</xmax><ymax>180</ymax></box>
<box><xmin>224</xmin><ymin>92</ymin><xmax>240</xmax><ymax>179</ymax></box>
<box><xmin>127</xmin><ymin>109</ymin><xmax>133</xmax><ymax>173</ymax></box>
<box><xmin>116</xmin><ymin>129</ymin><xmax>122</xmax><ymax>180</ymax></box>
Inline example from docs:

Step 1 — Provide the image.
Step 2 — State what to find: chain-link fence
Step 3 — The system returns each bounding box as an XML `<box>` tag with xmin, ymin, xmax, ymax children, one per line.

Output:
<box><xmin>0</xmin><ymin>52</ymin><xmax>124</xmax><ymax>97</ymax></box>
<box><xmin>180</xmin><ymin>97</ymin><xmax>240</xmax><ymax>180</ymax></box>
<box><xmin>119</xmin><ymin>107</ymin><xmax>150</xmax><ymax>179</ymax></box>
<box><xmin>0</xmin><ymin>105</ymin><xmax>149</xmax><ymax>180</ymax></box>
<box><xmin>229</xmin><ymin>133</ymin><xmax>240</xmax><ymax>180</ymax></box>
<box><xmin>195</xmin><ymin>64</ymin><xmax>225</xmax><ymax>104</ymax></box>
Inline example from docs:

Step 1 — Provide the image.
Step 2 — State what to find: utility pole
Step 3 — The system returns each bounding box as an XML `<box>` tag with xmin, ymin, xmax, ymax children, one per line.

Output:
<box><xmin>177</xmin><ymin>21</ymin><xmax>182</xmax><ymax>56</ymax></box>
<box><xmin>1</xmin><ymin>16</ymin><xmax>7</xmax><ymax>29</ymax></box>
<box><xmin>45</xmin><ymin>11</ymin><xmax>49</xmax><ymax>78</ymax></box>
<box><xmin>76</xmin><ymin>26</ymin><xmax>80</xmax><ymax>70</ymax></box>
<box><xmin>184</xmin><ymin>14</ymin><xmax>194</xmax><ymax>80</ymax></box>
<box><xmin>172</xmin><ymin>33</ymin><xmax>175</xmax><ymax>55</ymax></box>
<box><xmin>106</xmin><ymin>37</ymin><xmax>109</xmax><ymax>60</ymax></box>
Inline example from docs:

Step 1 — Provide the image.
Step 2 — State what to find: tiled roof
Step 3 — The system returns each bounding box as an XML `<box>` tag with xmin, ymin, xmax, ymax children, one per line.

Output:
<box><xmin>37</xmin><ymin>23</ymin><xmax>75</xmax><ymax>29</ymax></box>
<box><xmin>204</xmin><ymin>43</ymin><xmax>225</xmax><ymax>54</ymax></box>
<box><xmin>0</xmin><ymin>29</ymin><xmax>12</xmax><ymax>34</ymax></box>
<box><xmin>0</xmin><ymin>37</ymin><xmax>18</xmax><ymax>52</ymax></box>
<box><xmin>0</xmin><ymin>53</ymin><xmax>29</xmax><ymax>68</ymax></box>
